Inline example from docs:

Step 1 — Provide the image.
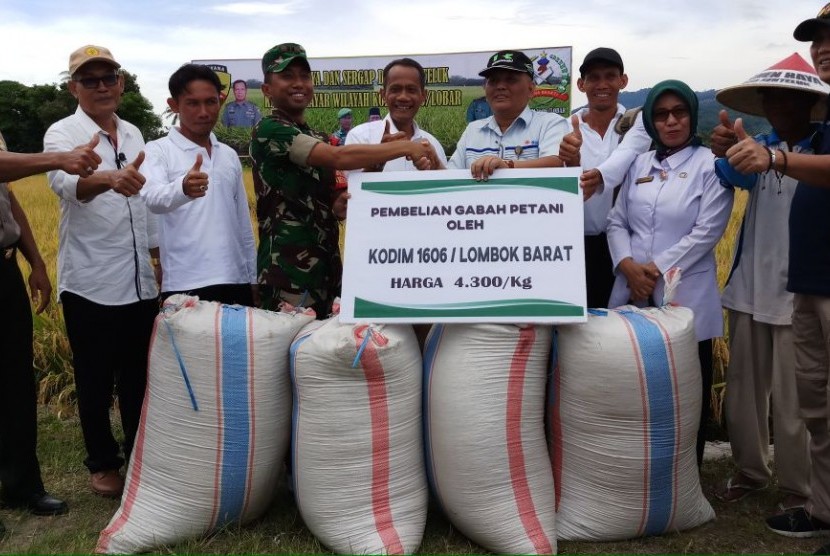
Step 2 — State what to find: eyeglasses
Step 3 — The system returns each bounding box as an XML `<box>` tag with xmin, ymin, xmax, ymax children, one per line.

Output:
<box><xmin>653</xmin><ymin>107</ymin><xmax>690</xmax><ymax>122</ymax></box>
<box><xmin>73</xmin><ymin>73</ymin><xmax>120</xmax><ymax>89</ymax></box>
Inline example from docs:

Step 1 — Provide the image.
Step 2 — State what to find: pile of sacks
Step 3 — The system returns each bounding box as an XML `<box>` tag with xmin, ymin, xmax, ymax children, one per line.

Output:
<box><xmin>95</xmin><ymin>296</ymin><xmax>714</xmax><ymax>555</ymax></box>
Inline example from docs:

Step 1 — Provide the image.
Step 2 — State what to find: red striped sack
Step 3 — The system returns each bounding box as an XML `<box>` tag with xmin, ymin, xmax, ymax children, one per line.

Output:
<box><xmin>424</xmin><ymin>324</ymin><xmax>557</xmax><ymax>555</ymax></box>
<box><xmin>549</xmin><ymin>306</ymin><xmax>714</xmax><ymax>541</ymax></box>
<box><xmin>290</xmin><ymin>317</ymin><xmax>427</xmax><ymax>555</ymax></box>
<box><xmin>96</xmin><ymin>296</ymin><xmax>314</xmax><ymax>554</ymax></box>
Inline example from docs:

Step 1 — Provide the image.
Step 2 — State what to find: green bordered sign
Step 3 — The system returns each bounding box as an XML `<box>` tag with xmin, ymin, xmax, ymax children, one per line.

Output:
<box><xmin>340</xmin><ymin>168</ymin><xmax>587</xmax><ymax>324</ymax></box>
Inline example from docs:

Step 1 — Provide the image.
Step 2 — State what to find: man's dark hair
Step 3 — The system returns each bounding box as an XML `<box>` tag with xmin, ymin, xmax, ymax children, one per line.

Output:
<box><xmin>383</xmin><ymin>58</ymin><xmax>426</xmax><ymax>89</ymax></box>
<box><xmin>168</xmin><ymin>64</ymin><xmax>222</xmax><ymax>98</ymax></box>
<box><xmin>232</xmin><ymin>79</ymin><xmax>247</xmax><ymax>88</ymax></box>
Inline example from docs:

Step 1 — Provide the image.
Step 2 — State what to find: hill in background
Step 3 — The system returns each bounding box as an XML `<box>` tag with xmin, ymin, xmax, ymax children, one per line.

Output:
<box><xmin>616</xmin><ymin>89</ymin><xmax>772</xmax><ymax>139</ymax></box>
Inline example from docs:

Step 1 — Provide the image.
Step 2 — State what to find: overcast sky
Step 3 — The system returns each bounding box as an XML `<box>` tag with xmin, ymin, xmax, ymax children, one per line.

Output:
<box><xmin>0</xmin><ymin>0</ymin><xmax>824</xmax><ymax>116</ymax></box>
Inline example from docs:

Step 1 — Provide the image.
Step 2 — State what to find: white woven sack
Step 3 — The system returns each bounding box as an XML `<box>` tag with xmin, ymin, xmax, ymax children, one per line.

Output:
<box><xmin>290</xmin><ymin>316</ymin><xmax>427</xmax><ymax>555</ymax></box>
<box><xmin>549</xmin><ymin>306</ymin><xmax>715</xmax><ymax>541</ymax></box>
<box><xmin>96</xmin><ymin>296</ymin><xmax>314</xmax><ymax>554</ymax></box>
<box><xmin>424</xmin><ymin>323</ymin><xmax>557</xmax><ymax>555</ymax></box>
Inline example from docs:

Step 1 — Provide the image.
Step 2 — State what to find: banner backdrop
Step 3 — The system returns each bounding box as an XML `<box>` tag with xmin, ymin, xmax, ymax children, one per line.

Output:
<box><xmin>194</xmin><ymin>47</ymin><xmax>572</xmax><ymax>151</ymax></box>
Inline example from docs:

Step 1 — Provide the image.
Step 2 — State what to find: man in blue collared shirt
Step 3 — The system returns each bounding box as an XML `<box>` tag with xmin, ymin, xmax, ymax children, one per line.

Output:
<box><xmin>448</xmin><ymin>50</ymin><xmax>567</xmax><ymax>180</ymax></box>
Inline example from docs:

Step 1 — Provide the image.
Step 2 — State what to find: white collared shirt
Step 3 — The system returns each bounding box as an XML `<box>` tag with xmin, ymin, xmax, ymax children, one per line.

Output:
<box><xmin>571</xmin><ymin>104</ymin><xmax>651</xmax><ymax>235</ymax></box>
<box><xmin>344</xmin><ymin>114</ymin><xmax>448</xmax><ymax>171</ymax></box>
<box><xmin>447</xmin><ymin>106</ymin><xmax>567</xmax><ymax>169</ymax></box>
<box><xmin>142</xmin><ymin>127</ymin><xmax>257</xmax><ymax>292</ymax></box>
<box><xmin>44</xmin><ymin>106</ymin><xmax>159</xmax><ymax>305</ymax></box>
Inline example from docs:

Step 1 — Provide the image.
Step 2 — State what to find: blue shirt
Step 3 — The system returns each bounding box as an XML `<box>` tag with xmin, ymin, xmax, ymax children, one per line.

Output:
<box><xmin>221</xmin><ymin>101</ymin><xmax>262</xmax><ymax>128</ymax></box>
<box><xmin>447</xmin><ymin>107</ymin><xmax>567</xmax><ymax>169</ymax></box>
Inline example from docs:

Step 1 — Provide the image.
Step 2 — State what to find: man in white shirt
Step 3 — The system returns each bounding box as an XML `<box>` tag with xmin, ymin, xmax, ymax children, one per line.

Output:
<box><xmin>448</xmin><ymin>49</ymin><xmax>568</xmax><ymax>178</ymax></box>
<box><xmin>142</xmin><ymin>64</ymin><xmax>257</xmax><ymax>306</ymax></box>
<box><xmin>558</xmin><ymin>47</ymin><xmax>652</xmax><ymax>308</ymax></box>
<box><xmin>44</xmin><ymin>45</ymin><xmax>159</xmax><ymax>499</ymax></box>
<box><xmin>345</xmin><ymin>58</ymin><xmax>447</xmax><ymax>171</ymax></box>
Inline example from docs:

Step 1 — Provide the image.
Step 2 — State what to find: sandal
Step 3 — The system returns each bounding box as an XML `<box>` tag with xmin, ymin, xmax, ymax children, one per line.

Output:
<box><xmin>715</xmin><ymin>475</ymin><xmax>767</xmax><ymax>502</ymax></box>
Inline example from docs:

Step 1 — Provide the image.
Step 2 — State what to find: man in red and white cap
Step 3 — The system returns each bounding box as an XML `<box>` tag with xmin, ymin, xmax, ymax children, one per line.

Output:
<box><xmin>712</xmin><ymin>52</ymin><xmax>829</xmax><ymax>516</ymax></box>
<box><xmin>724</xmin><ymin>3</ymin><xmax>830</xmax><ymax>546</ymax></box>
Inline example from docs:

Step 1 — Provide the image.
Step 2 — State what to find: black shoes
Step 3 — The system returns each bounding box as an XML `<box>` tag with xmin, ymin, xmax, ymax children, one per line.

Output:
<box><xmin>2</xmin><ymin>492</ymin><xmax>68</xmax><ymax>516</ymax></box>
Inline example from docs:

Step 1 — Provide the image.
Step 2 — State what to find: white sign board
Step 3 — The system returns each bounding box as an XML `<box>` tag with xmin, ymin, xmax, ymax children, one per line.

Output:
<box><xmin>340</xmin><ymin>168</ymin><xmax>587</xmax><ymax>323</ymax></box>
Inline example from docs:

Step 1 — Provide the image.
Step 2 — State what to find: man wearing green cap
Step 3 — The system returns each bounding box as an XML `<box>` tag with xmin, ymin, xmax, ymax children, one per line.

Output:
<box><xmin>448</xmin><ymin>49</ymin><xmax>568</xmax><ymax>180</ymax></box>
<box><xmin>330</xmin><ymin>108</ymin><xmax>352</xmax><ymax>146</ymax></box>
<box><xmin>251</xmin><ymin>42</ymin><xmax>439</xmax><ymax>317</ymax></box>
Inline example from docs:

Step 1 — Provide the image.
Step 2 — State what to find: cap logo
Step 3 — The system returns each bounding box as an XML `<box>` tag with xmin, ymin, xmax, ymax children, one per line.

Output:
<box><xmin>85</xmin><ymin>47</ymin><xmax>100</xmax><ymax>56</ymax></box>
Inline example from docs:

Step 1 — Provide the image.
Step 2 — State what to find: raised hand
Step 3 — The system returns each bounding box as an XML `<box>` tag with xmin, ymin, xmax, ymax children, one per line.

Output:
<box><xmin>710</xmin><ymin>110</ymin><xmax>737</xmax><ymax>157</ymax></box>
<box><xmin>725</xmin><ymin>118</ymin><xmax>770</xmax><ymax>175</ymax></box>
<box><xmin>111</xmin><ymin>151</ymin><xmax>146</xmax><ymax>197</ymax></box>
<box><xmin>558</xmin><ymin>114</ymin><xmax>582</xmax><ymax>167</ymax></box>
<box><xmin>182</xmin><ymin>153</ymin><xmax>209</xmax><ymax>198</ymax></box>
<box><xmin>63</xmin><ymin>134</ymin><xmax>102</xmax><ymax>178</ymax></box>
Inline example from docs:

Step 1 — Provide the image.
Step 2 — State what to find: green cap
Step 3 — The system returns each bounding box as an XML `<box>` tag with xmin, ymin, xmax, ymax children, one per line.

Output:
<box><xmin>262</xmin><ymin>43</ymin><xmax>309</xmax><ymax>74</ymax></box>
<box><xmin>337</xmin><ymin>108</ymin><xmax>352</xmax><ymax>119</ymax></box>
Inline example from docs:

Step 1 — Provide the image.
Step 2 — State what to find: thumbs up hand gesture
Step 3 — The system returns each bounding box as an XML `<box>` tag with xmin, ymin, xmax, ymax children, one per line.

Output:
<box><xmin>182</xmin><ymin>153</ymin><xmax>209</xmax><ymax>198</ymax></box>
<box><xmin>63</xmin><ymin>133</ymin><xmax>102</xmax><ymax>177</ymax></box>
<box><xmin>725</xmin><ymin>118</ymin><xmax>772</xmax><ymax>175</ymax></box>
<box><xmin>710</xmin><ymin>110</ymin><xmax>738</xmax><ymax>157</ymax></box>
<box><xmin>110</xmin><ymin>151</ymin><xmax>146</xmax><ymax>197</ymax></box>
<box><xmin>558</xmin><ymin>114</ymin><xmax>582</xmax><ymax>168</ymax></box>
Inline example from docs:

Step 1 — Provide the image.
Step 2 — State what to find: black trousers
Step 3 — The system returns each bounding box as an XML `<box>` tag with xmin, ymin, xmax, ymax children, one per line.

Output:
<box><xmin>60</xmin><ymin>291</ymin><xmax>157</xmax><ymax>473</ymax></box>
<box><xmin>697</xmin><ymin>339</ymin><xmax>714</xmax><ymax>468</ymax></box>
<box><xmin>161</xmin><ymin>283</ymin><xmax>254</xmax><ymax>307</ymax></box>
<box><xmin>0</xmin><ymin>253</ymin><xmax>46</xmax><ymax>503</ymax></box>
<box><xmin>584</xmin><ymin>233</ymin><xmax>615</xmax><ymax>309</ymax></box>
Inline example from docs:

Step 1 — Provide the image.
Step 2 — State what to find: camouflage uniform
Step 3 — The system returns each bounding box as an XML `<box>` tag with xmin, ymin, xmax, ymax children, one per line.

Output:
<box><xmin>250</xmin><ymin>110</ymin><xmax>341</xmax><ymax>317</ymax></box>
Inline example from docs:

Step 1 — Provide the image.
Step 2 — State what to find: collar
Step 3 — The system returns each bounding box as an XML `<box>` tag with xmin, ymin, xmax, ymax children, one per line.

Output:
<box><xmin>763</xmin><ymin>125</ymin><xmax>820</xmax><ymax>150</ymax></box>
<box><xmin>573</xmin><ymin>103</ymin><xmax>627</xmax><ymax>122</ymax></box>
<box><xmin>168</xmin><ymin>126</ymin><xmax>218</xmax><ymax>151</ymax></box>
<box><xmin>481</xmin><ymin>106</ymin><xmax>533</xmax><ymax>133</ymax></box>
<box><xmin>383</xmin><ymin>114</ymin><xmax>422</xmax><ymax>137</ymax></box>
<box><xmin>74</xmin><ymin>105</ymin><xmax>131</xmax><ymax>140</ymax></box>
<box><xmin>650</xmin><ymin>143</ymin><xmax>697</xmax><ymax>171</ymax></box>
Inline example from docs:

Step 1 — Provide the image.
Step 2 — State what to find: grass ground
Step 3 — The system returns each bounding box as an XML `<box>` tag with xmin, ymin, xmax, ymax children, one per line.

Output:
<box><xmin>0</xmin><ymin>410</ymin><xmax>818</xmax><ymax>554</ymax></box>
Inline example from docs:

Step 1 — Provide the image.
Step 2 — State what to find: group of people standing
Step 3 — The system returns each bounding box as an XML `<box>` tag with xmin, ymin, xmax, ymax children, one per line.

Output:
<box><xmin>2</xmin><ymin>4</ymin><xmax>830</xmax><ymax>553</ymax></box>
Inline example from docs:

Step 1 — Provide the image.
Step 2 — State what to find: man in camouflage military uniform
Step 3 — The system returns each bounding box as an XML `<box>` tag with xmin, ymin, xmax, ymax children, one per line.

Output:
<box><xmin>251</xmin><ymin>42</ymin><xmax>439</xmax><ymax>317</ymax></box>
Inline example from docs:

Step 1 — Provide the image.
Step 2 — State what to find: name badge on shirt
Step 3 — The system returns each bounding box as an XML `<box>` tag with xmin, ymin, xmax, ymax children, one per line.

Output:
<box><xmin>635</xmin><ymin>176</ymin><xmax>654</xmax><ymax>184</ymax></box>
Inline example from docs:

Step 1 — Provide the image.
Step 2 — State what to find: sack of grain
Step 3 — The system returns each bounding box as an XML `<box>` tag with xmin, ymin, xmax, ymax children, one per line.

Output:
<box><xmin>291</xmin><ymin>316</ymin><xmax>426</xmax><ymax>554</ymax></box>
<box><xmin>96</xmin><ymin>296</ymin><xmax>314</xmax><ymax>554</ymax></box>
<box><xmin>549</xmin><ymin>306</ymin><xmax>714</xmax><ymax>541</ymax></box>
<box><xmin>424</xmin><ymin>323</ymin><xmax>557</xmax><ymax>554</ymax></box>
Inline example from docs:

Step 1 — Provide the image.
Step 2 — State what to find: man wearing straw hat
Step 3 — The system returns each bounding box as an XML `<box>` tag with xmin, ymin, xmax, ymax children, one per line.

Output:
<box><xmin>711</xmin><ymin>52</ymin><xmax>828</xmax><ymax>515</ymax></box>
<box><xmin>724</xmin><ymin>3</ymin><xmax>830</xmax><ymax>543</ymax></box>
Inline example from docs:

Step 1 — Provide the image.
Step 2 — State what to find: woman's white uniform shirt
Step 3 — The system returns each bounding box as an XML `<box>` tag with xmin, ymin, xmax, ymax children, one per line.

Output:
<box><xmin>606</xmin><ymin>145</ymin><xmax>734</xmax><ymax>341</ymax></box>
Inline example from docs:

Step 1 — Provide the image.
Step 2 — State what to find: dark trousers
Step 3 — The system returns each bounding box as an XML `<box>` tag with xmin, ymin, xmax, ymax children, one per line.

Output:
<box><xmin>60</xmin><ymin>291</ymin><xmax>157</xmax><ymax>473</ymax></box>
<box><xmin>162</xmin><ymin>283</ymin><xmax>254</xmax><ymax>307</ymax></box>
<box><xmin>0</xmin><ymin>254</ymin><xmax>45</xmax><ymax>503</ymax></box>
<box><xmin>584</xmin><ymin>233</ymin><xmax>615</xmax><ymax>309</ymax></box>
<box><xmin>697</xmin><ymin>339</ymin><xmax>714</xmax><ymax>468</ymax></box>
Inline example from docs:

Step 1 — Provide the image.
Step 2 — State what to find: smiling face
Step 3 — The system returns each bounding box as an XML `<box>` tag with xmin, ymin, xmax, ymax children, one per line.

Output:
<box><xmin>381</xmin><ymin>64</ymin><xmax>426</xmax><ymax>129</ymax></box>
<box><xmin>652</xmin><ymin>92</ymin><xmax>691</xmax><ymax>149</ymax></box>
<box><xmin>811</xmin><ymin>27</ymin><xmax>830</xmax><ymax>84</ymax></box>
<box><xmin>168</xmin><ymin>79</ymin><xmax>221</xmax><ymax>145</ymax></box>
<box><xmin>261</xmin><ymin>59</ymin><xmax>313</xmax><ymax>118</ymax></box>
<box><xmin>578</xmin><ymin>62</ymin><xmax>628</xmax><ymax>113</ymax></box>
<box><xmin>69</xmin><ymin>61</ymin><xmax>124</xmax><ymax>123</ymax></box>
<box><xmin>483</xmin><ymin>69</ymin><xmax>534</xmax><ymax>121</ymax></box>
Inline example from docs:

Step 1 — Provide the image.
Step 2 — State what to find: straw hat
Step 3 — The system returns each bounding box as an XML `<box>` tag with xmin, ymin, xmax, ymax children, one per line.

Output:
<box><xmin>716</xmin><ymin>53</ymin><xmax>830</xmax><ymax>121</ymax></box>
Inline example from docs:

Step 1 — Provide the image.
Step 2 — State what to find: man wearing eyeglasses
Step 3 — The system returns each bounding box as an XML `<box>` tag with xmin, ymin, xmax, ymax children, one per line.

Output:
<box><xmin>43</xmin><ymin>45</ymin><xmax>159</xmax><ymax>500</ymax></box>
